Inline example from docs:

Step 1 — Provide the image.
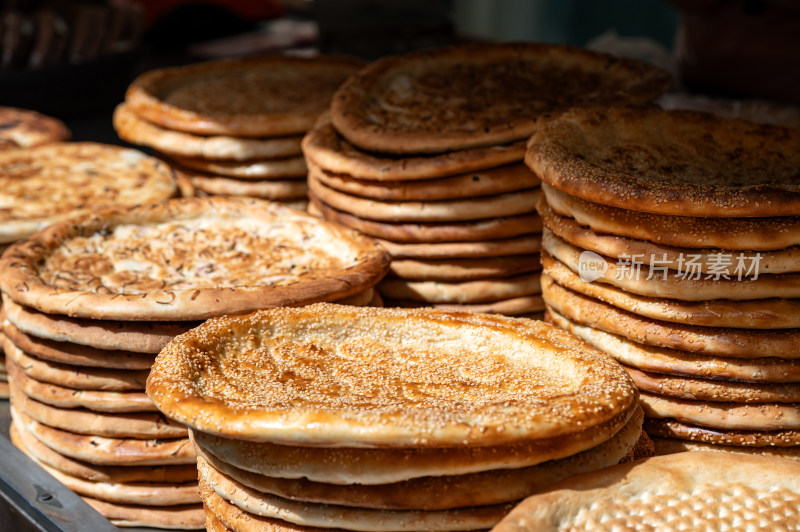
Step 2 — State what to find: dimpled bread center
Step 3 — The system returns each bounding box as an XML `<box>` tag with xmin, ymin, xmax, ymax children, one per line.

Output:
<box><xmin>40</xmin><ymin>217</ymin><xmax>357</xmax><ymax>293</ymax></box>
<box><xmin>196</xmin><ymin>319</ymin><xmax>581</xmax><ymax>413</ymax></box>
<box><xmin>569</xmin><ymin>484</ymin><xmax>800</xmax><ymax>531</ymax></box>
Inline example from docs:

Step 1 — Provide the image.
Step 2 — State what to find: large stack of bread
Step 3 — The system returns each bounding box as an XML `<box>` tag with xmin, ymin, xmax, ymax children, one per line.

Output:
<box><xmin>305</xmin><ymin>42</ymin><xmax>670</xmax><ymax>317</ymax></box>
<box><xmin>528</xmin><ymin>106</ymin><xmax>800</xmax><ymax>462</ymax></box>
<box><xmin>0</xmin><ymin>197</ymin><xmax>390</xmax><ymax>528</ymax></box>
<box><xmin>114</xmin><ymin>55</ymin><xmax>364</xmax><ymax>210</ymax></box>
<box><xmin>147</xmin><ymin>303</ymin><xmax>642</xmax><ymax>532</ymax></box>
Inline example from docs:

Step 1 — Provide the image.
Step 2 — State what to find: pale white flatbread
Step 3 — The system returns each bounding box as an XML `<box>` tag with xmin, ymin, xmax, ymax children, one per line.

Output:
<box><xmin>491</xmin><ymin>452</ymin><xmax>800</xmax><ymax>532</ymax></box>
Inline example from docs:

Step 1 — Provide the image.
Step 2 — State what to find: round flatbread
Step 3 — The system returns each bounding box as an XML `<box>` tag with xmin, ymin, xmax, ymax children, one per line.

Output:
<box><xmin>309</xmin><ymin>174</ymin><xmax>541</xmax><ymax>222</ymax></box>
<box><xmin>114</xmin><ymin>103</ymin><xmax>304</xmax><ymax>161</ymax></box>
<box><xmin>2</xmin><ymin>294</ymin><xmax>194</xmax><ymax>355</ymax></box>
<box><xmin>641</xmin><ymin>392</ymin><xmax>800</xmax><ymax>431</ymax></box>
<box><xmin>309</xmin><ymin>160</ymin><xmax>539</xmax><ymax>201</ymax></box>
<box><xmin>192</xmin><ymin>409</ymin><xmax>640</xmax><ymax>510</ymax></box>
<box><xmin>625</xmin><ymin>366</ymin><xmax>800</xmax><ymax>403</ymax></box>
<box><xmin>0</xmin><ymin>106</ymin><xmax>70</xmax><ymax>150</ymax></box>
<box><xmin>148</xmin><ymin>303</ymin><xmax>637</xmax><ymax>446</ymax></box>
<box><xmin>543</xmin><ymin>255</ymin><xmax>800</xmax><ymax>329</ymax></box>
<box><xmin>127</xmin><ymin>54</ymin><xmax>365</xmax><ymax>137</ymax></box>
<box><xmin>527</xmin><ymin>106</ymin><xmax>800</xmax><ymax>217</ymax></box>
<box><xmin>644</xmin><ymin>418</ymin><xmax>800</xmax><ymax>447</ymax></box>
<box><xmin>650</xmin><ymin>437</ymin><xmax>800</xmax><ymax>461</ymax></box>
<box><xmin>378</xmin><ymin>273</ymin><xmax>542</xmax><ymax>304</ymax></box>
<box><xmin>331</xmin><ymin>42</ymin><xmax>670</xmax><ymax>154</ymax></box>
<box><xmin>389</xmin><ymin>255</ymin><xmax>541</xmax><ymax>282</ymax></box>
<box><xmin>0</xmin><ymin>197</ymin><xmax>390</xmax><ymax>321</ymax></box>
<box><xmin>541</xmin><ymin>275</ymin><xmax>800</xmax><ymax>359</ymax></box>
<box><xmin>190</xmin><ymin>407</ymin><xmax>636</xmax><ymax>485</ymax></box>
<box><xmin>547</xmin><ymin>308</ymin><xmax>800</xmax><ymax>383</ymax></box>
<box><xmin>543</xmin><ymin>183</ymin><xmax>800</xmax><ymax>251</ymax></box>
<box><xmin>170</xmin><ymin>154</ymin><xmax>307</xmax><ymax>179</ymax></box>
<box><xmin>302</xmin><ymin>115</ymin><xmax>527</xmax><ymax>181</ymax></box>
<box><xmin>182</xmin><ymin>171</ymin><xmax>308</xmax><ymax>200</ymax></box>
<box><xmin>310</xmin><ymin>194</ymin><xmax>540</xmax><ymax>243</ymax></box>
<box><xmin>0</xmin><ymin>142</ymin><xmax>178</xmax><ymax>244</ymax></box>
<box><xmin>543</xmin><ymin>229</ymin><xmax>800</xmax><ymax>301</ymax></box>
<box><xmin>539</xmin><ymin>199</ymin><xmax>800</xmax><ymax>275</ymax></box>
<box><xmin>491</xmin><ymin>452</ymin><xmax>800</xmax><ymax>532</ymax></box>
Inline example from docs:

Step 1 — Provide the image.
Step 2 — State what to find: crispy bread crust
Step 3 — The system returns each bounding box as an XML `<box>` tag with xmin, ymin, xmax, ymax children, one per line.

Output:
<box><xmin>148</xmin><ymin>304</ymin><xmax>637</xmax><ymax>446</ymax></box>
<box><xmin>302</xmin><ymin>115</ymin><xmax>527</xmax><ymax>181</ymax></box>
<box><xmin>331</xmin><ymin>43</ymin><xmax>670</xmax><ymax>154</ymax></box>
<box><xmin>0</xmin><ymin>197</ymin><xmax>390</xmax><ymax>321</ymax></box>
<box><xmin>127</xmin><ymin>55</ymin><xmax>365</xmax><ymax>137</ymax></box>
<box><xmin>527</xmin><ymin>107</ymin><xmax>800</xmax><ymax>217</ymax></box>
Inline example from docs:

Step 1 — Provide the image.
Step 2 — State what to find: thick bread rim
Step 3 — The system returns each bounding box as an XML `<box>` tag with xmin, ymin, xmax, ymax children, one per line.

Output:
<box><xmin>541</xmin><ymin>274</ymin><xmax>800</xmax><ymax>359</ymax></box>
<box><xmin>308</xmin><ymin>159</ymin><xmax>539</xmax><ymax>201</ymax></box>
<box><xmin>539</xmin><ymin>198</ymin><xmax>800</xmax><ymax>274</ymax></box>
<box><xmin>169</xmin><ymin>154</ymin><xmax>308</xmax><ymax>180</ymax></box>
<box><xmin>546</xmin><ymin>308</ymin><xmax>800</xmax><ymax>383</ymax></box>
<box><xmin>0</xmin><ymin>197</ymin><xmax>390</xmax><ymax>321</ymax></box>
<box><xmin>10</xmin><ymin>412</ymin><xmax>197</xmax><ymax>483</ymax></box>
<box><xmin>198</xmin><ymin>461</ymin><xmax>516</xmax><ymax>532</ymax></box>
<box><xmin>641</xmin><ymin>392</ymin><xmax>800</xmax><ymax>431</ymax></box>
<box><xmin>377</xmin><ymin>273</ymin><xmax>542</xmax><ymax>304</ymax></box>
<box><xmin>543</xmin><ymin>255</ymin><xmax>800</xmax><ymax>329</ymax></box>
<box><xmin>308</xmin><ymin>173</ymin><xmax>541</xmax><ymax>223</ymax></box>
<box><xmin>2</xmin><ymin>294</ymin><xmax>193</xmax><ymax>355</ymax></box>
<box><xmin>302</xmin><ymin>115</ymin><xmax>527</xmax><ymax>181</ymax></box>
<box><xmin>148</xmin><ymin>303</ymin><xmax>637</xmax><ymax>447</ymax></box>
<box><xmin>491</xmin><ymin>451</ymin><xmax>800</xmax><ymax>532</ymax></box>
<box><xmin>310</xmin><ymin>194</ymin><xmax>541</xmax><ymax>243</ymax></box>
<box><xmin>192</xmin><ymin>409</ymin><xmax>640</xmax><ymax>510</ymax></box>
<box><xmin>331</xmin><ymin>42</ymin><xmax>671</xmax><ymax>154</ymax></box>
<box><xmin>543</xmin><ymin>228</ymin><xmax>800</xmax><ymax>301</ymax></box>
<box><xmin>14</xmin><ymin>406</ymin><xmax>195</xmax><ymax>466</ymax></box>
<box><xmin>543</xmin><ymin>184</ymin><xmax>800</xmax><ymax>251</ymax></box>
<box><xmin>527</xmin><ymin>106</ymin><xmax>800</xmax><ymax>217</ymax></box>
<box><xmin>644</xmin><ymin>418</ymin><xmax>800</xmax><ymax>448</ymax></box>
<box><xmin>383</xmin><ymin>295</ymin><xmax>546</xmax><ymax>316</ymax></box>
<box><xmin>113</xmin><ymin>103</ymin><xmax>304</xmax><ymax>161</ymax></box>
<box><xmin>651</xmin><ymin>437</ymin><xmax>800</xmax><ymax>462</ymax></box>
<box><xmin>126</xmin><ymin>54</ymin><xmax>365</xmax><ymax>137</ymax></box>
<box><xmin>190</xmin><ymin>406</ymin><xmax>637</xmax><ymax>485</ymax></box>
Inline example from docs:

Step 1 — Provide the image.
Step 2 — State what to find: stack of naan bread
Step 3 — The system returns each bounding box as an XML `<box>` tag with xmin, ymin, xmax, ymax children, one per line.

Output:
<box><xmin>0</xmin><ymin>197</ymin><xmax>389</xmax><ymax>528</ymax></box>
<box><xmin>1</xmin><ymin>135</ymin><xmax>185</xmax><ymax>402</ymax></box>
<box><xmin>147</xmin><ymin>304</ymin><xmax>643</xmax><ymax>532</ymax></box>
<box><xmin>530</xmin><ymin>106</ymin><xmax>800</xmax><ymax>462</ymax></box>
<box><xmin>306</xmin><ymin>42</ymin><xmax>670</xmax><ymax>317</ymax></box>
<box><xmin>114</xmin><ymin>55</ymin><xmax>363</xmax><ymax>209</ymax></box>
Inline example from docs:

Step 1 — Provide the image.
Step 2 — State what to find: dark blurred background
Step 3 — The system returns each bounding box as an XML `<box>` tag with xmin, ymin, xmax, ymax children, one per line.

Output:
<box><xmin>1</xmin><ymin>0</ymin><xmax>797</xmax><ymax>140</ymax></box>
